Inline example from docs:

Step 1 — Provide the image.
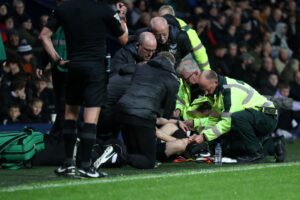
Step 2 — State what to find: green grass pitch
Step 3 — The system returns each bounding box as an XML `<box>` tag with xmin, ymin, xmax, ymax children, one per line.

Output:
<box><xmin>0</xmin><ymin>141</ymin><xmax>300</xmax><ymax>200</ymax></box>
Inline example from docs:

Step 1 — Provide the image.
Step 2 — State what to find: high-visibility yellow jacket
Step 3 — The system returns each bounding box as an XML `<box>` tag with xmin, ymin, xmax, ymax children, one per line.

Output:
<box><xmin>202</xmin><ymin>76</ymin><xmax>276</xmax><ymax>141</ymax></box>
<box><xmin>176</xmin><ymin>17</ymin><xmax>210</xmax><ymax>71</ymax></box>
<box><xmin>176</xmin><ymin>78</ymin><xmax>214</xmax><ymax>131</ymax></box>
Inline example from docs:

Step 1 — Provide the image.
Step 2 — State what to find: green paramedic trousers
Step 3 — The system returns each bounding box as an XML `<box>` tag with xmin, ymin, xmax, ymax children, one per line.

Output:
<box><xmin>225</xmin><ymin>109</ymin><xmax>278</xmax><ymax>156</ymax></box>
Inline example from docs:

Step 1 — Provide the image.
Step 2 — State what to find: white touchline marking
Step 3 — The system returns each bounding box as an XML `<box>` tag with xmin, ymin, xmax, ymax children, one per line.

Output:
<box><xmin>1</xmin><ymin>162</ymin><xmax>299</xmax><ymax>193</ymax></box>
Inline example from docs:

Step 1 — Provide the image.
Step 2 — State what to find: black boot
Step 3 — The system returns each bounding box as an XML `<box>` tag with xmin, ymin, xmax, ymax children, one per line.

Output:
<box><xmin>273</xmin><ymin>136</ymin><xmax>286</xmax><ymax>163</ymax></box>
<box><xmin>236</xmin><ymin>152</ymin><xmax>265</xmax><ymax>163</ymax></box>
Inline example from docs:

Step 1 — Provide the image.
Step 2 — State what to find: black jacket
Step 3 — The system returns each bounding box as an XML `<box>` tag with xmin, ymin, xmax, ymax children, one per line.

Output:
<box><xmin>135</xmin><ymin>15</ymin><xmax>191</xmax><ymax>63</ymax></box>
<box><xmin>160</xmin><ymin>15</ymin><xmax>191</xmax><ymax>62</ymax></box>
<box><xmin>107</xmin><ymin>65</ymin><xmax>136</xmax><ymax>107</ymax></box>
<box><xmin>111</xmin><ymin>41</ymin><xmax>141</xmax><ymax>74</ymax></box>
<box><xmin>117</xmin><ymin>56</ymin><xmax>179</xmax><ymax>121</ymax></box>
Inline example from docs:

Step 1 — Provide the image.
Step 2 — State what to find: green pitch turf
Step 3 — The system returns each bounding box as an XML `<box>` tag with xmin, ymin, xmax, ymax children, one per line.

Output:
<box><xmin>0</xmin><ymin>141</ymin><xmax>300</xmax><ymax>200</ymax></box>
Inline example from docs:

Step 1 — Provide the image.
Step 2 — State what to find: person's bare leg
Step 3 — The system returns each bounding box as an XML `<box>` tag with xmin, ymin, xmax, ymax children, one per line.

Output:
<box><xmin>65</xmin><ymin>105</ymin><xmax>80</xmax><ymax>120</ymax></box>
<box><xmin>83</xmin><ymin>107</ymin><xmax>101</xmax><ymax>124</ymax></box>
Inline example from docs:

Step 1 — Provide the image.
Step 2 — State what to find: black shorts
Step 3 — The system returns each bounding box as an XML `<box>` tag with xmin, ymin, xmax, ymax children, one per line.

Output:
<box><xmin>65</xmin><ymin>61</ymin><xmax>108</xmax><ymax>107</ymax></box>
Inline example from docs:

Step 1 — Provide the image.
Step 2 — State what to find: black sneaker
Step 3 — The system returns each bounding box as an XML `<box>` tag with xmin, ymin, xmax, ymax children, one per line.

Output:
<box><xmin>274</xmin><ymin>136</ymin><xmax>286</xmax><ymax>163</ymax></box>
<box><xmin>185</xmin><ymin>142</ymin><xmax>210</xmax><ymax>158</ymax></box>
<box><xmin>54</xmin><ymin>162</ymin><xmax>76</xmax><ymax>176</ymax></box>
<box><xmin>78</xmin><ymin>166</ymin><xmax>107</xmax><ymax>178</ymax></box>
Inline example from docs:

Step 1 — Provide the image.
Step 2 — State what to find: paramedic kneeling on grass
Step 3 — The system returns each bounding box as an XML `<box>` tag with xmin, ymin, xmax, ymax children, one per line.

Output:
<box><xmin>176</xmin><ymin>66</ymin><xmax>285</xmax><ymax>162</ymax></box>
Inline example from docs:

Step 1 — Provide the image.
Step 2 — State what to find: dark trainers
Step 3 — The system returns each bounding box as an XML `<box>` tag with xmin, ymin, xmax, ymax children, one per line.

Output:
<box><xmin>236</xmin><ymin>152</ymin><xmax>265</xmax><ymax>163</ymax></box>
<box><xmin>274</xmin><ymin>136</ymin><xmax>286</xmax><ymax>163</ymax></box>
<box><xmin>78</xmin><ymin>166</ymin><xmax>107</xmax><ymax>178</ymax></box>
<box><xmin>54</xmin><ymin>162</ymin><xmax>76</xmax><ymax>176</ymax></box>
<box><xmin>93</xmin><ymin>145</ymin><xmax>117</xmax><ymax>169</ymax></box>
<box><xmin>185</xmin><ymin>142</ymin><xmax>210</xmax><ymax>158</ymax></box>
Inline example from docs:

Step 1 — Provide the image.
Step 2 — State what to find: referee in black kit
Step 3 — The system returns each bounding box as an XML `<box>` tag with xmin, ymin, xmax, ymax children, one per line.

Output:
<box><xmin>39</xmin><ymin>0</ymin><xmax>128</xmax><ymax>178</ymax></box>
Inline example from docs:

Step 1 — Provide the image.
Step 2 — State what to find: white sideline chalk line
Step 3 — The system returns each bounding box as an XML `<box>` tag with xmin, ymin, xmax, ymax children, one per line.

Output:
<box><xmin>1</xmin><ymin>162</ymin><xmax>299</xmax><ymax>193</ymax></box>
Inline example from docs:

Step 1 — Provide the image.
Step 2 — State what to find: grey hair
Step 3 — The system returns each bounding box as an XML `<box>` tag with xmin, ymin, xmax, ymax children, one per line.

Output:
<box><xmin>158</xmin><ymin>51</ymin><xmax>175</xmax><ymax>65</ymax></box>
<box><xmin>158</xmin><ymin>5</ymin><xmax>175</xmax><ymax>16</ymax></box>
<box><xmin>202</xmin><ymin>70</ymin><xmax>218</xmax><ymax>81</ymax></box>
<box><xmin>176</xmin><ymin>53</ymin><xmax>199</xmax><ymax>74</ymax></box>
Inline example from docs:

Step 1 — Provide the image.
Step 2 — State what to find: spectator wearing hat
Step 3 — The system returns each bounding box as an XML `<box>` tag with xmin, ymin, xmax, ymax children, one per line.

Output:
<box><xmin>17</xmin><ymin>39</ymin><xmax>37</xmax><ymax>74</ymax></box>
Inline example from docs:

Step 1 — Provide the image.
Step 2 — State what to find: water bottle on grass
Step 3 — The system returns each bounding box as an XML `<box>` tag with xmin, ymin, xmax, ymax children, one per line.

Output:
<box><xmin>214</xmin><ymin>143</ymin><xmax>222</xmax><ymax>165</ymax></box>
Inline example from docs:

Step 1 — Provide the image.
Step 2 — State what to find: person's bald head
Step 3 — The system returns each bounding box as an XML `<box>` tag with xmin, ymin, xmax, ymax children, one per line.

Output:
<box><xmin>150</xmin><ymin>17</ymin><xmax>169</xmax><ymax>45</ymax></box>
<box><xmin>138</xmin><ymin>31</ymin><xmax>157</xmax><ymax>46</ymax></box>
<box><xmin>137</xmin><ymin>32</ymin><xmax>157</xmax><ymax>61</ymax></box>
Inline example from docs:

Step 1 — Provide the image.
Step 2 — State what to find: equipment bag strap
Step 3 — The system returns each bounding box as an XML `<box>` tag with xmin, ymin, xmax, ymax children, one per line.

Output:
<box><xmin>0</xmin><ymin>132</ymin><xmax>29</xmax><ymax>154</ymax></box>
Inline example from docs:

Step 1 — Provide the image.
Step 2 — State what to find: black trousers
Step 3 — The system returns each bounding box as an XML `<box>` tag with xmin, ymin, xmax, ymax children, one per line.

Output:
<box><xmin>97</xmin><ymin>107</ymin><xmax>120</xmax><ymax>140</ymax></box>
<box><xmin>121</xmin><ymin>123</ymin><xmax>156</xmax><ymax>169</ymax></box>
<box><xmin>224</xmin><ymin>109</ymin><xmax>278</xmax><ymax>156</ymax></box>
<box><xmin>277</xmin><ymin>110</ymin><xmax>300</xmax><ymax>131</ymax></box>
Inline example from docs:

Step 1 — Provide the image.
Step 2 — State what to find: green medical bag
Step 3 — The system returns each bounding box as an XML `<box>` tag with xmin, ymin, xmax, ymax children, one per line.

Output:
<box><xmin>0</xmin><ymin>128</ymin><xmax>45</xmax><ymax>169</ymax></box>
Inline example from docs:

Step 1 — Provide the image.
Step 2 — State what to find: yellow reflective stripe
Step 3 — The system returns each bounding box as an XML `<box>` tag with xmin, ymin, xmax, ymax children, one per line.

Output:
<box><xmin>221</xmin><ymin>112</ymin><xmax>231</xmax><ymax>118</ymax></box>
<box><xmin>243</xmin><ymin>89</ymin><xmax>254</xmax><ymax>104</ymax></box>
<box><xmin>192</xmin><ymin>43</ymin><xmax>203</xmax><ymax>52</ymax></box>
<box><xmin>211</xmin><ymin>126</ymin><xmax>222</xmax><ymax>137</ymax></box>
<box><xmin>223</xmin><ymin>84</ymin><xmax>254</xmax><ymax>105</ymax></box>
<box><xmin>198</xmin><ymin>61</ymin><xmax>210</xmax><ymax>68</ymax></box>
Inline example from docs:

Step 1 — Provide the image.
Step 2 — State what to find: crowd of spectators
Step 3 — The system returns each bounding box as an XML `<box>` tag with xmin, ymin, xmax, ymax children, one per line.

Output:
<box><xmin>0</xmin><ymin>0</ymin><xmax>300</xmax><ymax>138</ymax></box>
<box><xmin>0</xmin><ymin>0</ymin><xmax>54</xmax><ymax>125</ymax></box>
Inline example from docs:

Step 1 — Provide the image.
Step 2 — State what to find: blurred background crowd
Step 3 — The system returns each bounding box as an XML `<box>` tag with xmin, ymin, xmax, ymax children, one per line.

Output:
<box><xmin>0</xmin><ymin>0</ymin><xmax>300</xmax><ymax>140</ymax></box>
